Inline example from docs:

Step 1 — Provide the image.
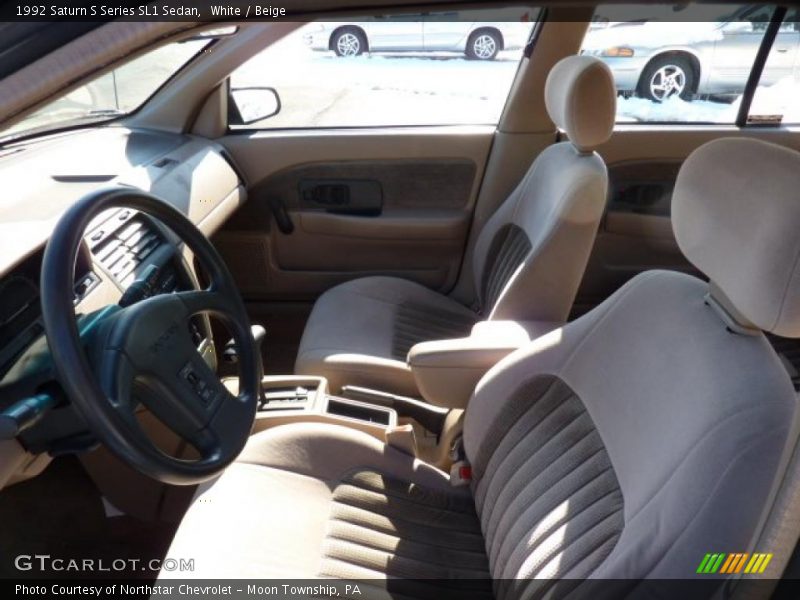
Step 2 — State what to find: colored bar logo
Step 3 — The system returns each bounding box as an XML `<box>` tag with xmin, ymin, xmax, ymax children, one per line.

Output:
<box><xmin>696</xmin><ymin>553</ymin><xmax>773</xmax><ymax>574</ymax></box>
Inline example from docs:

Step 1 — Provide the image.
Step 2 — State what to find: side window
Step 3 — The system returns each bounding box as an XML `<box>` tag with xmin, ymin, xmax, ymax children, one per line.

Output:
<box><xmin>748</xmin><ymin>9</ymin><xmax>800</xmax><ymax>123</ymax></box>
<box><xmin>581</xmin><ymin>4</ymin><xmax>776</xmax><ymax>124</ymax></box>
<box><xmin>228</xmin><ymin>8</ymin><xmax>538</xmax><ymax>129</ymax></box>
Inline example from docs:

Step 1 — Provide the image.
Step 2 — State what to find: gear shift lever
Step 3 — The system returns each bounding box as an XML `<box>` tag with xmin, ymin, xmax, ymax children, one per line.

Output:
<box><xmin>223</xmin><ymin>325</ymin><xmax>267</xmax><ymax>400</ymax></box>
<box><xmin>250</xmin><ymin>324</ymin><xmax>266</xmax><ymax>386</ymax></box>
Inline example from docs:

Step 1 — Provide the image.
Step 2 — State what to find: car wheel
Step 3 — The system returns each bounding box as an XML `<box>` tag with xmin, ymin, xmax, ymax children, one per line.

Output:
<box><xmin>332</xmin><ymin>28</ymin><xmax>366</xmax><ymax>57</ymax></box>
<box><xmin>466</xmin><ymin>30</ymin><xmax>501</xmax><ymax>60</ymax></box>
<box><xmin>638</xmin><ymin>55</ymin><xmax>695</xmax><ymax>102</ymax></box>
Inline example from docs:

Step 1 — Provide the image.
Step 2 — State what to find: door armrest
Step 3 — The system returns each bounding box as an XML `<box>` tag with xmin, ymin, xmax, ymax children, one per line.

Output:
<box><xmin>408</xmin><ymin>320</ymin><xmax>561</xmax><ymax>409</ymax></box>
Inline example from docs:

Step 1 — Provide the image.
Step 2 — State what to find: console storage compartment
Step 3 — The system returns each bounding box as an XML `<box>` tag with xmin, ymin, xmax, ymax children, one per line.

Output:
<box><xmin>222</xmin><ymin>375</ymin><xmax>399</xmax><ymax>442</ymax></box>
<box><xmin>325</xmin><ymin>397</ymin><xmax>396</xmax><ymax>426</ymax></box>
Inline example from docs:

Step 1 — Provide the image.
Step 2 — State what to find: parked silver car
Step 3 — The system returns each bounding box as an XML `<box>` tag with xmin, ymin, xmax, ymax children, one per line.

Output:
<box><xmin>582</xmin><ymin>6</ymin><xmax>800</xmax><ymax>101</ymax></box>
<box><xmin>303</xmin><ymin>16</ymin><xmax>533</xmax><ymax>60</ymax></box>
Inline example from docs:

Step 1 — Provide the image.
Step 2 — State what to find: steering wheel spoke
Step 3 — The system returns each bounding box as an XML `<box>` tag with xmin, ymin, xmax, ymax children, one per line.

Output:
<box><xmin>97</xmin><ymin>348</ymin><xmax>139</xmax><ymax>411</ymax></box>
<box><xmin>175</xmin><ymin>288</ymin><xmax>233</xmax><ymax>318</ymax></box>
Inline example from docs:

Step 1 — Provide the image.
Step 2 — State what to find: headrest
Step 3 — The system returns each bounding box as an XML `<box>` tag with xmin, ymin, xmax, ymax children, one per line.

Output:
<box><xmin>544</xmin><ymin>55</ymin><xmax>616</xmax><ymax>152</ymax></box>
<box><xmin>673</xmin><ymin>138</ymin><xmax>800</xmax><ymax>337</ymax></box>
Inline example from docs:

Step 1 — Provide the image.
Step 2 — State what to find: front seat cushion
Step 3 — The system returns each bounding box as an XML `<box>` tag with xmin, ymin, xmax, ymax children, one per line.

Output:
<box><xmin>296</xmin><ymin>276</ymin><xmax>477</xmax><ymax>395</ymax></box>
<box><xmin>164</xmin><ymin>423</ymin><xmax>492</xmax><ymax>595</ymax></box>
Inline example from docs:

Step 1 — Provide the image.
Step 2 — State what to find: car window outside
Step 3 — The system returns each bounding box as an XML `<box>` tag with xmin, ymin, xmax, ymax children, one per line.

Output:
<box><xmin>580</xmin><ymin>3</ymin><xmax>795</xmax><ymax>124</ymax></box>
<box><xmin>229</xmin><ymin>9</ymin><xmax>539</xmax><ymax>129</ymax></box>
<box><xmin>748</xmin><ymin>11</ymin><xmax>800</xmax><ymax>123</ymax></box>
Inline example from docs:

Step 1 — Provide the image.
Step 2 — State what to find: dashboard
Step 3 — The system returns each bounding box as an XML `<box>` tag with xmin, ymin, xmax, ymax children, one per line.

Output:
<box><xmin>0</xmin><ymin>214</ymin><xmax>198</xmax><ymax>382</ymax></box>
<box><xmin>0</xmin><ymin>125</ymin><xmax>247</xmax><ymax>459</ymax></box>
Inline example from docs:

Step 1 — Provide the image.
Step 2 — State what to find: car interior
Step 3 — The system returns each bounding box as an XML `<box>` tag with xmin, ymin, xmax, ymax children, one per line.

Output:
<box><xmin>2</xmin><ymin>1</ymin><xmax>800</xmax><ymax>596</ymax></box>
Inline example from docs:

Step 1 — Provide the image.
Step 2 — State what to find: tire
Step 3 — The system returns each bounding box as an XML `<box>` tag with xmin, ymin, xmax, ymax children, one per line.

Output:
<box><xmin>637</xmin><ymin>55</ymin><xmax>695</xmax><ymax>102</ymax></box>
<box><xmin>466</xmin><ymin>29</ymin><xmax>501</xmax><ymax>60</ymax></box>
<box><xmin>332</xmin><ymin>27</ymin><xmax>366</xmax><ymax>57</ymax></box>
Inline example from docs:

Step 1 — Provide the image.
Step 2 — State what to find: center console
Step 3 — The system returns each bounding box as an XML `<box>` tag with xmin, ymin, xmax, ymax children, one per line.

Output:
<box><xmin>223</xmin><ymin>375</ymin><xmax>403</xmax><ymax>443</ymax></box>
<box><xmin>222</xmin><ymin>320</ymin><xmax>564</xmax><ymax>470</ymax></box>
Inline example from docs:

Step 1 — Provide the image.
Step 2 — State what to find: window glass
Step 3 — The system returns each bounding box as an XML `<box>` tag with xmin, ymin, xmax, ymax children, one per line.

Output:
<box><xmin>581</xmin><ymin>4</ymin><xmax>775</xmax><ymax>124</ymax></box>
<box><xmin>0</xmin><ymin>38</ymin><xmax>213</xmax><ymax>143</ymax></box>
<box><xmin>229</xmin><ymin>9</ymin><xmax>538</xmax><ymax>129</ymax></box>
<box><xmin>747</xmin><ymin>10</ymin><xmax>800</xmax><ymax>124</ymax></box>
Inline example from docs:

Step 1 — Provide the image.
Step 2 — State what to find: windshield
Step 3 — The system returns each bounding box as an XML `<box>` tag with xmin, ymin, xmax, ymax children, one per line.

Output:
<box><xmin>0</xmin><ymin>38</ymin><xmax>211</xmax><ymax>144</ymax></box>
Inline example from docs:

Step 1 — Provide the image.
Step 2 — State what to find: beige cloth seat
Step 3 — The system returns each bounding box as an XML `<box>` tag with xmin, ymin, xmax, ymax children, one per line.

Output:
<box><xmin>165</xmin><ymin>423</ymin><xmax>493</xmax><ymax>593</ymax></box>
<box><xmin>294</xmin><ymin>276</ymin><xmax>479</xmax><ymax>396</ymax></box>
<box><xmin>165</xmin><ymin>137</ymin><xmax>800</xmax><ymax>594</ymax></box>
<box><xmin>296</xmin><ymin>55</ymin><xmax>616</xmax><ymax>395</ymax></box>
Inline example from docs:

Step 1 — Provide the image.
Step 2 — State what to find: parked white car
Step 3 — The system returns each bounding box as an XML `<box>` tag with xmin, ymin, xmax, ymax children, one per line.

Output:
<box><xmin>583</xmin><ymin>5</ymin><xmax>800</xmax><ymax>101</ymax></box>
<box><xmin>303</xmin><ymin>17</ymin><xmax>533</xmax><ymax>60</ymax></box>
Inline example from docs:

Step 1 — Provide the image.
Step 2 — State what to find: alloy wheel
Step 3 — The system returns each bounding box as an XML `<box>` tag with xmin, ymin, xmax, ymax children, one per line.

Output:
<box><xmin>337</xmin><ymin>33</ymin><xmax>361</xmax><ymax>57</ymax></box>
<box><xmin>649</xmin><ymin>64</ymin><xmax>687</xmax><ymax>101</ymax></box>
<box><xmin>473</xmin><ymin>34</ymin><xmax>497</xmax><ymax>60</ymax></box>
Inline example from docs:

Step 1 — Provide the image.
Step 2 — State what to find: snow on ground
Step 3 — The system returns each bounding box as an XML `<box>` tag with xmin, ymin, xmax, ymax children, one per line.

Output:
<box><xmin>749</xmin><ymin>76</ymin><xmax>800</xmax><ymax>123</ymax></box>
<box><xmin>616</xmin><ymin>95</ymin><xmax>738</xmax><ymax>123</ymax></box>
<box><xmin>616</xmin><ymin>74</ymin><xmax>800</xmax><ymax>124</ymax></box>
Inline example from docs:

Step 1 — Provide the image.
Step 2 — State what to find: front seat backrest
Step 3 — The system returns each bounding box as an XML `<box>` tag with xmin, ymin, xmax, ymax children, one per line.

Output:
<box><xmin>464</xmin><ymin>138</ymin><xmax>799</xmax><ymax>591</ymax></box>
<box><xmin>472</xmin><ymin>55</ymin><xmax>616</xmax><ymax>322</ymax></box>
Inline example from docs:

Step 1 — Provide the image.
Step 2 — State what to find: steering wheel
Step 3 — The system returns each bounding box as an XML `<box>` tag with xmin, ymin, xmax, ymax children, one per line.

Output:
<box><xmin>40</xmin><ymin>188</ymin><xmax>260</xmax><ymax>485</ymax></box>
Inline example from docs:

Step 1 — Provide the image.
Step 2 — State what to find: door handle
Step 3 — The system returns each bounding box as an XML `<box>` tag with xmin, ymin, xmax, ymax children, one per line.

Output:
<box><xmin>268</xmin><ymin>198</ymin><xmax>294</xmax><ymax>234</ymax></box>
<box><xmin>298</xmin><ymin>179</ymin><xmax>383</xmax><ymax>216</ymax></box>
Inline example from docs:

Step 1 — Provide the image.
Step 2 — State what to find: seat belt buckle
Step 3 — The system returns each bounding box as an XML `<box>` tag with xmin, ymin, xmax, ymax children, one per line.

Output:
<box><xmin>450</xmin><ymin>435</ymin><xmax>465</xmax><ymax>461</ymax></box>
<box><xmin>450</xmin><ymin>460</ymin><xmax>472</xmax><ymax>486</ymax></box>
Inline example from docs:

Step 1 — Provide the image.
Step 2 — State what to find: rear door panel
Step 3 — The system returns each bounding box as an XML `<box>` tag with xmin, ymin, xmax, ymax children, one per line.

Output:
<box><xmin>575</xmin><ymin>126</ymin><xmax>800</xmax><ymax>314</ymax></box>
<box><xmin>367</xmin><ymin>17</ymin><xmax>425</xmax><ymax>50</ymax></box>
<box><xmin>423</xmin><ymin>18</ymin><xmax>470</xmax><ymax>50</ymax></box>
